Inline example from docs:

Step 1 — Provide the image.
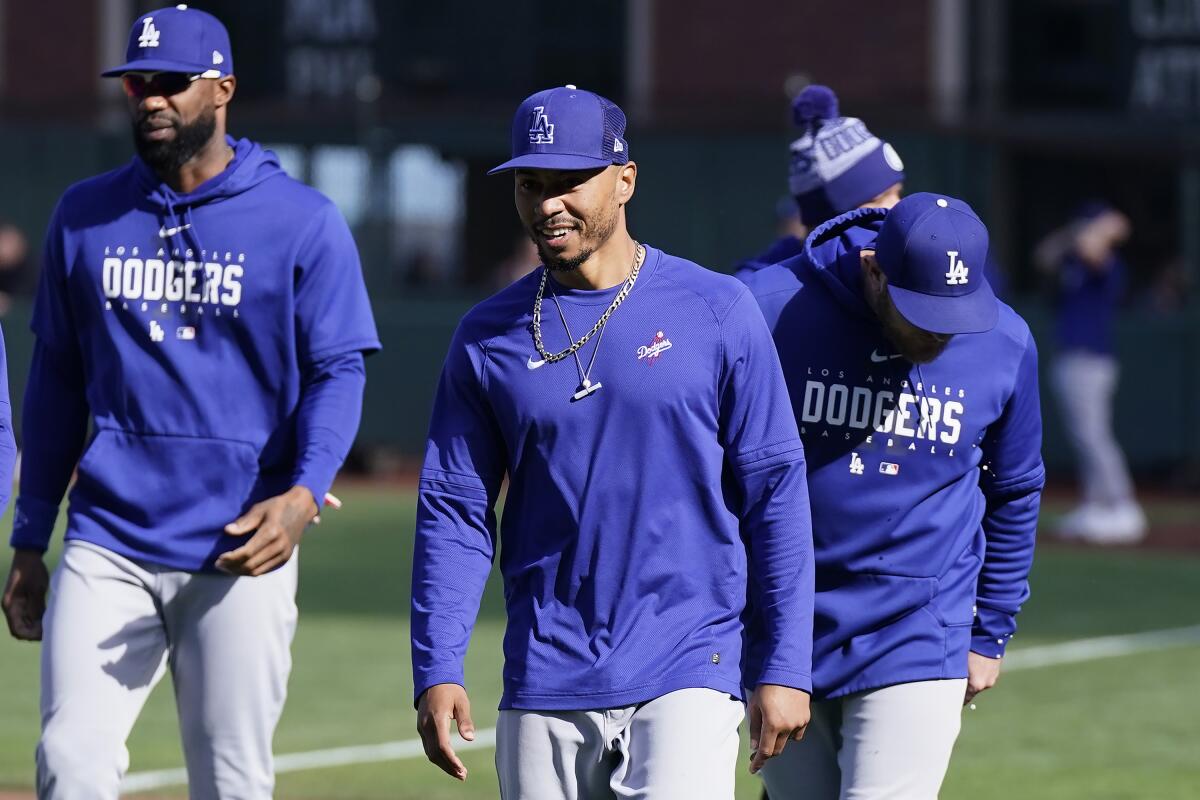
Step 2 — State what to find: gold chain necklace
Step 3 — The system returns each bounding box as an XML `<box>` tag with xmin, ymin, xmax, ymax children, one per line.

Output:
<box><xmin>531</xmin><ymin>243</ymin><xmax>645</xmax><ymax>365</ymax></box>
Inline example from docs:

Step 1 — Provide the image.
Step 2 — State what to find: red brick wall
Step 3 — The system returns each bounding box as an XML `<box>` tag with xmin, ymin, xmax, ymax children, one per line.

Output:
<box><xmin>647</xmin><ymin>0</ymin><xmax>933</xmax><ymax>127</ymax></box>
<box><xmin>4</xmin><ymin>0</ymin><xmax>99</xmax><ymax>111</ymax></box>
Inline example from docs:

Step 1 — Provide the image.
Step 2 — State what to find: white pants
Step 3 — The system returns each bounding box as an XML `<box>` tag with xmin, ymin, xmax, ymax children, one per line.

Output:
<box><xmin>36</xmin><ymin>540</ymin><xmax>298</xmax><ymax>800</ymax></box>
<box><xmin>496</xmin><ymin>687</ymin><xmax>744</xmax><ymax>800</ymax></box>
<box><xmin>1052</xmin><ymin>352</ymin><xmax>1136</xmax><ymax>508</ymax></box>
<box><xmin>759</xmin><ymin>679</ymin><xmax>967</xmax><ymax>800</ymax></box>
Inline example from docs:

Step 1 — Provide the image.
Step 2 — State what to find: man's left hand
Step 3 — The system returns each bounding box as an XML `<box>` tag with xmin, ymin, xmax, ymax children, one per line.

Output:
<box><xmin>965</xmin><ymin>651</ymin><xmax>1002</xmax><ymax>706</ymax></box>
<box><xmin>747</xmin><ymin>683</ymin><xmax>810</xmax><ymax>774</ymax></box>
<box><xmin>216</xmin><ymin>486</ymin><xmax>318</xmax><ymax>576</ymax></box>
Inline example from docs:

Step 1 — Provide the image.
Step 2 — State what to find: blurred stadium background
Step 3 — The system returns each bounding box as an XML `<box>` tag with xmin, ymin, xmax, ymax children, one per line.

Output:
<box><xmin>0</xmin><ymin>0</ymin><xmax>1197</xmax><ymax>798</ymax></box>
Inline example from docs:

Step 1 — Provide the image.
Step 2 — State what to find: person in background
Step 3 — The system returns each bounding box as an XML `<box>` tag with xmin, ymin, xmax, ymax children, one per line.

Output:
<box><xmin>1035</xmin><ymin>202</ymin><xmax>1147</xmax><ymax>544</ymax></box>
<box><xmin>0</xmin><ymin>222</ymin><xmax>34</xmax><ymax>316</ymax></box>
<box><xmin>734</xmin><ymin>84</ymin><xmax>905</xmax><ymax>283</ymax></box>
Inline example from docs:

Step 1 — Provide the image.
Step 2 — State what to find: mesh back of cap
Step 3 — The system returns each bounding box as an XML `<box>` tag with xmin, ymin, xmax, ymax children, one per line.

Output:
<box><xmin>600</xmin><ymin>98</ymin><xmax>629</xmax><ymax>163</ymax></box>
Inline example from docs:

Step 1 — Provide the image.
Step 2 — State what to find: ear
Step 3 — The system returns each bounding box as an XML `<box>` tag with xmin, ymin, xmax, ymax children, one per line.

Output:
<box><xmin>214</xmin><ymin>75</ymin><xmax>237</xmax><ymax>109</ymax></box>
<box><xmin>860</xmin><ymin>249</ymin><xmax>888</xmax><ymax>298</ymax></box>
<box><xmin>616</xmin><ymin>161</ymin><xmax>637</xmax><ymax>206</ymax></box>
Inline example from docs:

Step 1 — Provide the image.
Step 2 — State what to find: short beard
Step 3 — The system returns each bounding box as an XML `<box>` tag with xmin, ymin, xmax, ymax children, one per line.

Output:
<box><xmin>134</xmin><ymin>107</ymin><xmax>218</xmax><ymax>174</ymax></box>
<box><xmin>539</xmin><ymin>245</ymin><xmax>594</xmax><ymax>273</ymax></box>
<box><xmin>531</xmin><ymin>198</ymin><xmax>620</xmax><ymax>273</ymax></box>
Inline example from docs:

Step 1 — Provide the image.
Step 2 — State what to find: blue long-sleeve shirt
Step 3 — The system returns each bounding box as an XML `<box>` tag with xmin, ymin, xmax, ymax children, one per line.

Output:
<box><xmin>8</xmin><ymin>137</ymin><xmax>380</xmax><ymax>569</ymax></box>
<box><xmin>0</xmin><ymin>325</ymin><xmax>17</xmax><ymax>520</ymax></box>
<box><xmin>412</xmin><ymin>246</ymin><xmax>815</xmax><ymax>710</ymax></box>
<box><xmin>745</xmin><ymin>208</ymin><xmax>1044</xmax><ymax>700</ymax></box>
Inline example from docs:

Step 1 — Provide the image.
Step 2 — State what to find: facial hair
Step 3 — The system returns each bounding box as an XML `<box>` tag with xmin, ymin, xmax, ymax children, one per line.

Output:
<box><xmin>531</xmin><ymin>199</ymin><xmax>620</xmax><ymax>273</ymax></box>
<box><xmin>133</xmin><ymin>106</ymin><xmax>218</xmax><ymax>174</ymax></box>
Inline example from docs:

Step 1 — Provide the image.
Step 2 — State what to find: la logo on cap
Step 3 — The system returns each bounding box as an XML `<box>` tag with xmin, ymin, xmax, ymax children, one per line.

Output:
<box><xmin>137</xmin><ymin>17</ymin><xmax>161</xmax><ymax>48</ymax></box>
<box><xmin>529</xmin><ymin>107</ymin><xmax>554</xmax><ymax>144</ymax></box>
<box><xmin>945</xmin><ymin>251</ymin><xmax>969</xmax><ymax>285</ymax></box>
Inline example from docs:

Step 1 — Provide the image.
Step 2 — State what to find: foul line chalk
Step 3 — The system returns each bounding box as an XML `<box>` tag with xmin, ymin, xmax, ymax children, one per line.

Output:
<box><xmin>120</xmin><ymin>625</ymin><xmax>1200</xmax><ymax>792</ymax></box>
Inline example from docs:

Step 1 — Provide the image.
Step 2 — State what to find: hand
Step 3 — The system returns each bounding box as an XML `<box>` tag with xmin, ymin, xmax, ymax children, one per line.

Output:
<box><xmin>747</xmin><ymin>683</ymin><xmax>810</xmax><ymax>774</ymax></box>
<box><xmin>2</xmin><ymin>549</ymin><xmax>50</xmax><ymax>641</ymax></box>
<box><xmin>417</xmin><ymin>683</ymin><xmax>476</xmax><ymax>781</ymax></box>
<box><xmin>965</xmin><ymin>651</ymin><xmax>1002</xmax><ymax>706</ymax></box>
<box><xmin>216</xmin><ymin>486</ymin><xmax>318</xmax><ymax>576</ymax></box>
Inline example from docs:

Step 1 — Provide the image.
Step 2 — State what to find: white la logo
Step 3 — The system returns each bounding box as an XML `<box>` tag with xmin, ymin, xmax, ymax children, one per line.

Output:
<box><xmin>528</xmin><ymin>106</ymin><xmax>554</xmax><ymax>144</ymax></box>
<box><xmin>149</xmin><ymin>320</ymin><xmax>165</xmax><ymax>342</ymax></box>
<box><xmin>945</xmin><ymin>250</ymin><xmax>969</xmax><ymax>285</ymax></box>
<box><xmin>138</xmin><ymin>17</ymin><xmax>161</xmax><ymax>48</ymax></box>
<box><xmin>849</xmin><ymin>452</ymin><xmax>864</xmax><ymax>475</ymax></box>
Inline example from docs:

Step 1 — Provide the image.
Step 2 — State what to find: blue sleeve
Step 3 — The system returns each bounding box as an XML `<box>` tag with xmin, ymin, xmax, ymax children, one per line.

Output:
<box><xmin>294</xmin><ymin>201</ymin><xmax>381</xmax><ymax>365</ymax></box>
<box><xmin>719</xmin><ymin>290</ymin><xmax>815</xmax><ymax>693</ymax></box>
<box><xmin>973</xmin><ymin>332</ymin><xmax>1045</xmax><ymax>658</ymax></box>
<box><xmin>11</xmin><ymin>205</ymin><xmax>90</xmax><ymax>552</ymax></box>
<box><xmin>410</xmin><ymin>323</ymin><xmax>507</xmax><ymax>704</ymax></box>
<box><xmin>291</xmin><ymin>350</ymin><xmax>367</xmax><ymax>509</ymax></box>
<box><xmin>0</xmin><ymin>325</ymin><xmax>16</xmax><ymax>524</ymax></box>
<box><xmin>10</xmin><ymin>341</ymin><xmax>90</xmax><ymax>552</ymax></box>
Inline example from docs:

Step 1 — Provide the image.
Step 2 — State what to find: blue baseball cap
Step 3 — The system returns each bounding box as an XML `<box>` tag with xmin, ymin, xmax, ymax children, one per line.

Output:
<box><xmin>101</xmin><ymin>5</ymin><xmax>233</xmax><ymax>78</ymax></box>
<box><xmin>873</xmin><ymin>192</ymin><xmax>998</xmax><ymax>335</ymax></box>
<box><xmin>489</xmin><ymin>85</ymin><xmax>629</xmax><ymax>174</ymax></box>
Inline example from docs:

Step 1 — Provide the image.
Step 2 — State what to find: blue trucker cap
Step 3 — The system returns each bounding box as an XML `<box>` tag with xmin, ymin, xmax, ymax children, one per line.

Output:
<box><xmin>102</xmin><ymin>5</ymin><xmax>232</xmax><ymax>78</ymax></box>
<box><xmin>873</xmin><ymin>192</ymin><xmax>998</xmax><ymax>335</ymax></box>
<box><xmin>489</xmin><ymin>85</ymin><xmax>629</xmax><ymax>174</ymax></box>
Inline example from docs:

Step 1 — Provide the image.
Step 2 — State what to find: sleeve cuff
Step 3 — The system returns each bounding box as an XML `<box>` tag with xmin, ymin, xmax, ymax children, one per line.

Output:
<box><xmin>293</xmin><ymin>471</ymin><xmax>336</xmax><ymax>513</ymax></box>
<box><xmin>971</xmin><ymin>605</ymin><xmax>1018</xmax><ymax>658</ymax></box>
<box><xmin>412</xmin><ymin>672</ymin><xmax>467</xmax><ymax>707</ymax></box>
<box><xmin>9</xmin><ymin>495</ymin><xmax>61</xmax><ymax>552</ymax></box>
<box><xmin>753</xmin><ymin>666</ymin><xmax>812</xmax><ymax>694</ymax></box>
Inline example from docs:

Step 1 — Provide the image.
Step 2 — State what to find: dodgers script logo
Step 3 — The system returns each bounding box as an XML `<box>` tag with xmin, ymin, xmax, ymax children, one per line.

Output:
<box><xmin>637</xmin><ymin>331</ymin><xmax>672</xmax><ymax>364</ymax></box>
<box><xmin>528</xmin><ymin>106</ymin><xmax>554</xmax><ymax>144</ymax></box>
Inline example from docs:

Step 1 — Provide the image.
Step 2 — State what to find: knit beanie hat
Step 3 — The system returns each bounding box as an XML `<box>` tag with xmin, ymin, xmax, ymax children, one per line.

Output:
<box><xmin>788</xmin><ymin>85</ymin><xmax>905</xmax><ymax>227</ymax></box>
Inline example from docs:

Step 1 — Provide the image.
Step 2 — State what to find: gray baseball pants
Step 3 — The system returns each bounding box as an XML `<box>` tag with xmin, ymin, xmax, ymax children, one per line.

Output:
<box><xmin>35</xmin><ymin>539</ymin><xmax>298</xmax><ymax>800</ymax></box>
<box><xmin>759</xmin><ymin>678</ymin><xmax>967</xmax><ymax>800</ymax></box>
<box><xmin>496</xmin><ymin>687</ymin><xmax>744</xmax><ymax>799</ymax></box>
<box><xmin>1052</xmin><ymin>351</ymin><xmax>1136</xmax><ymax>507</ymax></box>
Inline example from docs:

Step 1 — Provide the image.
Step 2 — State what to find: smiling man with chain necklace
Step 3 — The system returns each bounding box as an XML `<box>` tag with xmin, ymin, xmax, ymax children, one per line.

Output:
<box><xmin>411</xmin><ymin>85</ymin><xmax>816</xmax><ymax>798</ymax></box>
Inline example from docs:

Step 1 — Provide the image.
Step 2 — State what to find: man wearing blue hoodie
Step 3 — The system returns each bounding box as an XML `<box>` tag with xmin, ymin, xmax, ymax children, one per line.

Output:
<box><xmin>746</xmin><ymin>194</ymin><xmax>1044</xmax><ymax>798</ymax></box>
<box><xmin>412</xmin><ymin>85</ymin><xmax>815</xmax><ymax>797</ymax></box>
<box><xmin>0</xmin><ymin>7</ymin><xmax>379</xmax><ymax>799</ymax></box>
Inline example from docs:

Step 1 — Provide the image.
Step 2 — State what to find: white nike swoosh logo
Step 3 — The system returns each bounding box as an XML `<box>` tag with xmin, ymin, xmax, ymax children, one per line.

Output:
<box><xmin>159</xmin><ymin>223</ymin><xmax>192</xmax><ymax>238</ymax></box>
<box><xmin>527</xmin><ymin>356</ymin><xmax>547</xmax><ymax>370</ymax></box>
<box><xmin>870</xmin><ymin>349</ymin><xmax>902</xmax><ymax>363</ymax></box>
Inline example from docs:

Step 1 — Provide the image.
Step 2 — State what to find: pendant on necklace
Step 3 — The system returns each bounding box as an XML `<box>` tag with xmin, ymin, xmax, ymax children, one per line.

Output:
<box><xmin>571</xmin><ymin>378</ymin><xmax>602</xmax><ymax>402</ymax></box>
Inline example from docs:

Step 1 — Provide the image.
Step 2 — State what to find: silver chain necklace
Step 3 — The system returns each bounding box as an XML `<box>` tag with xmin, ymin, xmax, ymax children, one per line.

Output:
<box><xmin>531</xmin><ymin>243</ymin><xmax>645</xmax><ymax>364</ymax></box>
<box><xmin>550</xmin><ymin>292</ymin><xmax>608</xmax><ymax>401</ymax></box>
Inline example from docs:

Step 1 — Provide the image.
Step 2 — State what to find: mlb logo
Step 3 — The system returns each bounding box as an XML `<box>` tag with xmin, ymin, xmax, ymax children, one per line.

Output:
<box><xmin>176</xmin><ymin>326</ymin><xmax>196</xmax><ymax>340</ymax></box>
<box><xmin>879</xmin><ymin>462</ymin><xmax>900</xmax><ymax>476</ymax></box>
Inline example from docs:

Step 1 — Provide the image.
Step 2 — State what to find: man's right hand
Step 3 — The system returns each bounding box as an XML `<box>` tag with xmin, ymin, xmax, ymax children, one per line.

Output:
<box><xmin>2</xmin><ymin>549</ymin><xmax>49</xmax><ymax>641</ymax></box>
<box><xmin>416</xmin><ymin>683</ymin><xmax>476</xmax><ymax>781</ymax></box>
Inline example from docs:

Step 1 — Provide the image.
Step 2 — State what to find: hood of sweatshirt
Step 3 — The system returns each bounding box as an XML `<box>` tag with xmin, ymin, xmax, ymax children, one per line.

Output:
<box><xmin>131</xmin><ymin>136</ymin><xmax>285</xmax><ymax>257</ymax></box>
<box><xmin>795</xmin><ymin>206</ymin><xmax>888</xmax><ymax>322</ymax></box>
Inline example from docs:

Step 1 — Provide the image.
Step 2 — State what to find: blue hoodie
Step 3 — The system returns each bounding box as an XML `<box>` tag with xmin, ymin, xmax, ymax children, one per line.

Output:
<box><xmin>745</xmin><ymin>208</ymin><xmax>1044</xmax><ymax>700</ymax></box>
<box><xmin>412</xmin><ymin>247</ymin><xmax>814</xmax><ymax>710</ymax></box>
<box><xmin>9</xmin><ymin>137</ymin><xmax>380</xmax><ymax>570</ymax></box>
<box><xmin>733</xmin><ymin>235</ymin><xmax>805</xmax><ymax>283</ymax></box>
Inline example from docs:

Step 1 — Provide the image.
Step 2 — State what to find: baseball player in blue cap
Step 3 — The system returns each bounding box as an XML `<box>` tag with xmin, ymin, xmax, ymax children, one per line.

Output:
<box><xmin>411</xmin><ymin>85</ymin><xmax>815</xmax><ymax>797</ymax></box>
<box><xmin>734</xmin><ymin>85</ymin><xmax>905</xmax><ymax>282</ymax></box>
<box><xmin>744</xmin><ymin>193</ymin><xmax>1045</xmax><ymax>798</ymax></box>
<box><xmin>1</xmin><ymin>6</ymin><xmax>379</xmax><ymax>798</ymax></box>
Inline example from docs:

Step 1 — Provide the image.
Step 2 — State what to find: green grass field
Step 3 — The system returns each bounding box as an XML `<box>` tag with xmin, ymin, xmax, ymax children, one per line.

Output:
<box><xmin>1</xmin><ymin>487</ymin><xmax>1198</xmax><ymax>799</ymax></box>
